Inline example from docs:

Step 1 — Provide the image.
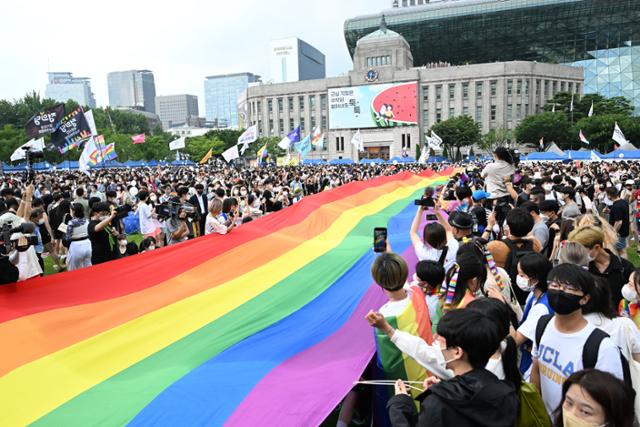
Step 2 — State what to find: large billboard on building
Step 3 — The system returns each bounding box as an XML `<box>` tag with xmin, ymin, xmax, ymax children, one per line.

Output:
<box><xmin>328</xmin><ymin>82</ymin><xmax>417</xmax><ymax>130</ymax></box>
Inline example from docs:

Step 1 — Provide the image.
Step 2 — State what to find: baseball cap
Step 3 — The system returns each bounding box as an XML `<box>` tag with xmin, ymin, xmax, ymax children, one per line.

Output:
<box><xmin>625</xmin><ymin>179</ymin><xmax>634</xmax><ymax>186</ymax></box>
<box><xmin>448</xmin><ymin>211</ymin><xmax>474</xmax><ymax>230</ymax></box>
<box><xmin>472</xmin><ymin>190</ymin><xmax>491</xmax><ymax>202</ymax></box>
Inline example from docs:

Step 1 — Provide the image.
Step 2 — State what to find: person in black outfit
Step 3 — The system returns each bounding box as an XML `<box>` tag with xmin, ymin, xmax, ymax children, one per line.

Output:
<box><xmin>189</xmin><ymin>184</ymin><xmax>208</xmax><ymax>237</ymax></box>
<box><xmin>606</xmin><ymin>187</ymin><xmax>630</xmax><ymax>256</ymax></box>
<box><xmin>387</xmin><ymin>309</ymin><xmax>518</xmax><ymax>427</ymax></box>
<box><xmin>87</xmin><ymin>202</ymin><xmax>118</xmax><ymax>266</ymax></box>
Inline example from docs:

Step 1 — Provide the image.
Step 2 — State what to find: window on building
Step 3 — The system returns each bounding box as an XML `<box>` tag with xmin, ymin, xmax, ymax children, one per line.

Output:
<box><xmin>289</xmin><ymin>118</ymin><xmax>294</xmax><ymax>130</ymax></box>
<box><xmin>310</xmin><ymin>96</ymin><xmax>316</xmax><ymax>111</ymax></box>
<box><xmin>490</xmin><ymin>105</ymin><xmax>497</xmax><ymax>121</ymax></box>
<box><xmin>257</xmin><ymin>101</ymin><xmax>262</xmax><ymax>115</ymax></box>
<box><xmin>436</xmin><ymin>108</ymin><xmax>442</xmax><ymax>122</ymax></box>
<box><xmin>300</xmin><ymin>118</ymin><xmax>305</xmax><ymax>133</ymax></box>
<box><xmin>268</xmin><ymin>100</ymin><xmax>273</xmax><ymax>113</ymax></box>
<box><xmin>490</xmin><ymin>80</ymin><xmax>497</xmax><ymax>96</ymax></box>
<box><xmin>449</xmin><ymin>107</ymin><xmax>455</xmax><ymax>118</ymax></box>
<box><xmin>516</xmin><ymin>80</ymin><xmax>522</xmax><ymax>96</ymax></box>
<box><xmin>436</xmin><ymin>85</ymin><xmax>442</xmax><ymax>100</ymax></box>
<box><xmin>321</xmin><ymin>116</ymin><xmax>327</xmax><ymax>130</ymax></box>
<box><xmin>288</xmin><ymin>97</ymin><xmax>294</xmax><ymax>112</ymax></box>
<box><xmin>476</xmin><ymin>82</ymin><xmax>483</xmax><ymax>98</ymax></box>
<box><xmin>463</xmin><ymin>83</ymin><xmax>469</xmax><ymax>99</ymax></box>
<box><xmin>475</xmin><ymin>105</ymin><xmax>482</xmax><ymax>122</ymax></box>
<box><xmin>536</xmin><ymin>80</ymin><xmax>541</xmax><ymax>95</ymax></box>
<box><xmin>463</xmin><ymin>106</ymin><xmax>469</xmax><ymax>116</ymax></box>
<box><xmin>423</xmin><ymin>110</ymin><xmax>429</xmax><ymax>127</ymax></box>
<box><xmin>278</xmin><ymin>98</ymin><xmax>283</xmax><ymax>113</ymax></box>
<box><xmin>422</xmin><ymin>86</ymin><xmax>429</xmax><ymax>103</ymax></box>
<box><xmin>299</xmin><ymin>96</ymin><xmax>305</xmax><ymax>112</ymax></box>
<box><xmin>507</xmin><ymin>105</ymin><xmax>513</xmax><ymax>120</ymax></box>
<box><xmin>401</xmin><ymin>134</ymin><xmax>406</xmax><ymax>148</ymax></box>
<box><xmin>320</xmin><ymin>94</ymin><xmax>327</xmax><ymax>111</ymax></box>
<box><xmin>507</xmin><ymin>80</ymin><xmax>513</xmax><ymax>95</ymax></box>
<box><xmin>311</xmin><ymin>117</ymin><xmax>316</xmax><ymax>129</ymax></box>
<box><xmin>269</xmin><ymin>119</ymin><xmax>274</xmax><ymax>134</ymax></box>
<box><xmin>278</xmin><ymin>118</ymin><xmax>284</xmax><ymax>134</ymax></box>
<box><xmin>335</xmin><ymin>136</ymin><xmax>345</xmax><ymax>152</ymax></box>
<box><xmin>449</xmin><ymin>85</ymin><xmax>455</xmax><ymax>100</ymax></box>
<box><xmin>524</xmin><ymin>80</ymin><xmax>529</xmax><ymax>95</ymax></box>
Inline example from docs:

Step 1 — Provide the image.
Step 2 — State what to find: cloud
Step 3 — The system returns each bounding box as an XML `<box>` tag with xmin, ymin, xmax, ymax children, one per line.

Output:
<box><xmin>0</xmin><ymin>0</ymin><xmax>388</xmax><ymax>112</ymax></box>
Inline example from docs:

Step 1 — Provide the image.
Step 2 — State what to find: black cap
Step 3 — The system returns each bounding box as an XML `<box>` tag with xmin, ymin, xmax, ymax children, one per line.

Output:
<box><xmin>448</xmin><ymin>211</ymin><xmax>474</xmax><ymax>230</ymax></box>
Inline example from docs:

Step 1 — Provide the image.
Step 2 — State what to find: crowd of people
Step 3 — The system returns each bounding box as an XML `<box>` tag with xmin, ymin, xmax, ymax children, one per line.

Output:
<box><xmin>1</xmin><ymin>149</ymin><xmax>640</xmax><ymax>425</ymax></box>
<box><xmin>0</xmin><ymin>162</ymin><xmax>437</xmax><ymax>283</ymax></box>
<box><xmin>350</xmin><ymin>147</ymin><xmax>640</xmax><ymax>426</ymax></box>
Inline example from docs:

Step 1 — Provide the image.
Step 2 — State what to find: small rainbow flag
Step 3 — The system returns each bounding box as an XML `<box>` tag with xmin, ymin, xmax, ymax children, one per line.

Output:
<box><xmin>0</xmin><ymin>168</ymin><xmax>456</xmax><ymax>426</ymax></box>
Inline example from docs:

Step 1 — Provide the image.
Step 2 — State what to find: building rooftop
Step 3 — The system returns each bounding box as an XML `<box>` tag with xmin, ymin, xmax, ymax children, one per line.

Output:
<box><xmin>205</xmin><ymin>72</ymin><xmax>261</xmax><ymax>80</ymax></box>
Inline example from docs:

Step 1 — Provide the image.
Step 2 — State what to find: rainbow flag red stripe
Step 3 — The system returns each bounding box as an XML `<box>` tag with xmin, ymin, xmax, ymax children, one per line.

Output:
<box><xmin>0</xmin><ymin>168</ymin><xmax>456</xmax><ymax>426</ymax></box>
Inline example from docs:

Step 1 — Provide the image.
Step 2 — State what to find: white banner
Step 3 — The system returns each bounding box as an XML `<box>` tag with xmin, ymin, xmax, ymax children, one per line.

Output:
<box><xmin>613</xmin><ymin>122</ymin><xmax>628</xmax><ymax>146</ymax></box>
<box><xmin>169</xmin><ymin>137</ymin><xmax>186</xmax><ymax>151</ymax></box>
<box><xmin>84</xmin><ymin>110</ymin><xmax>98</xmax><ymax>136</ymax></box>
<box><xmin>10</xmin><ymin>138</ymin><xmax>45</xmax><ymax>162</ymax></box>
<box><xmin>222</xmin><ymin>145</ymin><xmax>240</xmax><ymax>163</ymax></box>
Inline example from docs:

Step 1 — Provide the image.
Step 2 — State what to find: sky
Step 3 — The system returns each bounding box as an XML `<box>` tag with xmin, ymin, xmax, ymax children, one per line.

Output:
<box><xmin>1</xmin><ymin>0</ymin><xmax>388</xmax><ymax>112</ymax></box>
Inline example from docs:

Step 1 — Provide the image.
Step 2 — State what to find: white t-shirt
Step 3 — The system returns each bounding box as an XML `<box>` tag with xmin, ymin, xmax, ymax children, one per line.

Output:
<box><xmin>533</xmin><ymin>319</ymin><xmax>624</xmax><ymax>414</ymax></box>
<box><xmin>518</xmin><ymin>293</ymin><xmax>552</xmax><ymax>342</ymax></box>
<box><xmin>379</xmin><ymin>290</ymin><xmax>412</xmax><ymax>318</ymax></box>
<box><xmin>138</xmin><ymin>202</ymin><xmax>156</xmax><ymax>234</ymax></box>
<box><xmin>584</xmin><ymin>313</ymin><xmax>640</xmax><ymax>360</ymax></box>
<box><xmin>205</xmin><ymin>213</ymin><xmax>227</xmax><ymax>235</ymax></box>
<box><xmin>414</xmin><ymin>237</ymin><xmax>459</xmax><ymax>273</ymax></box>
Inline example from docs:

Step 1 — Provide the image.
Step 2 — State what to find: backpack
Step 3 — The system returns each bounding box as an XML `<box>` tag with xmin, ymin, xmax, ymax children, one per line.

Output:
<box><xmin>534</xmin><ymin>314</ymin><xmax>633</xmax><ymax>388</ymax></box>
<box><xmin>517</xmin><ymin>381</ymin><xmax>552</xmax><ymax>427</ymax></box>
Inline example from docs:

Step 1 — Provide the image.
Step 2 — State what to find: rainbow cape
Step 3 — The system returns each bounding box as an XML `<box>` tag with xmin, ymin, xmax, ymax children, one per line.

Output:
<box><xmin>0</xmin><ymin>168</ymin><xmax>455</xmax><ymax>426</ymax></box>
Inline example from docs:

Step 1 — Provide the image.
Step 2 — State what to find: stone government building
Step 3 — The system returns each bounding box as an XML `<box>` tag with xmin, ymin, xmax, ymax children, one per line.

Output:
<box><xmin>244</xmin><ymin>19</ymin><xmax>583</xmax><ymax>161</ymax></box>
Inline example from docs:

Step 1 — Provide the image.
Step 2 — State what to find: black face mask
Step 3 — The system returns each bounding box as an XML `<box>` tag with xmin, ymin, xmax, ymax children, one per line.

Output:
<box><xmin>547</xmin><ymin>289</ymin><xmax>582</xmax><ymax>315</ymax></box>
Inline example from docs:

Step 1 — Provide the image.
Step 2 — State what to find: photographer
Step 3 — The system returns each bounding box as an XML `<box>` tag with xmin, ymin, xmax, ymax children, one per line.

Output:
<box><xmin>64</xmin><ymin>203</ymin><xmax>92</xmax><ymax>271</ymax></box>
<box><xmin>164</xmin><ymin>206</ymin><xmax>190</xmax><ymax>246</ymax></box>
<box><xmin>88</xmin><ymin>202</ymin><xmax>118</xmax><ymax>266</ymax></box>
<box><xmin>481</xmin><ymin>147</ymin><xmax>516</xmax><ymax>203</ymax></box>
<box><xmin>189</xmin><ymin>184</ymin><xmax>208</xmax><ymax>237</ymax></box>
<box><xmin>205</xmin><ymin>199</ymin><xmax>236</xmax><ymax>235</ymax></box>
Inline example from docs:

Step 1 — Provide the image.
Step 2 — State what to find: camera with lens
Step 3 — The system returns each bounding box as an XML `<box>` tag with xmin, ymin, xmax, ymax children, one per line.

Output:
<box><xmin>415</xmin><ymin>187</ymin><xmax>437</xmax><ymax>221</ymax></box>
<box><xmin>494</xmin><ymin>199</ymin><xmax>512</xmax><ymax>226</ymax></box>
<box><xmin>23</xmin><ymin>147</ymin><xmax>44</xmax><ymax>184</ymax></box>
<box><xmin>113</xmin><ymin>204</ymin><xmax>132</xmax><ymax>221</ymax></box>
<box><xmin>0</xmin><ymin>222</ymin><xmax>37</xmax><ymax>254</ymax></box>
<box><xmin>155</xmin><ymin>201</ymin><xmax>196</xmax><ymax>220</ymax></box>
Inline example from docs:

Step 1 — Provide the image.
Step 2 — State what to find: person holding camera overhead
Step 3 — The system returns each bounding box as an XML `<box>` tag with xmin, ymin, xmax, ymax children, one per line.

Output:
<box><xmin>164</xmin><ymin>206</ymin><xmax>190</xmax><ymax>246</ymax></box>
<box><xmin>88</xmin><ymin>202</ymin><xmax>119</xmax><ymax>266</ymax></box>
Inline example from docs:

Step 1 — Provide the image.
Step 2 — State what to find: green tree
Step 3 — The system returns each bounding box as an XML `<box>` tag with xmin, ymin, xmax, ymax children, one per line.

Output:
<box><xmin>515</xmin><ymin>112</ymin><xmax>572</xmax><ymax>149</ymax></box>
<box><xmin>544</xmin><ymin>92</ymin><xmax>634</xmax><ymax>122</ymax></box>
<box><xmin>572</xmin><ymin>114</ymin><xmax>640</xmax><ymax>153</ymax></box>
<box><xmin>479</xmin><ymin>127</ymin><xmax>512</xmax><ymax>152</ymax></box>
<box><xmin>430</xmin><ymin>115</ymin><xmax>481</xmax><ymax>154</ymax></box>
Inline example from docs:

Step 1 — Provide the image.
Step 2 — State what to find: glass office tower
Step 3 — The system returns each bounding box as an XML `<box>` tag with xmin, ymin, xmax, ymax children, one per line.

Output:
<box><xmin>345</xmin><ymin>0</ymin><xmax>640</xmax><ymax>111</ymax></box>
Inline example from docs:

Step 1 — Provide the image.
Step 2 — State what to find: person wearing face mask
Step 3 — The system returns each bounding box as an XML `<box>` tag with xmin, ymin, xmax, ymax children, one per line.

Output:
<box><xmin>619</xmin><ymin>268</ymin><xmax>640</xmax><ymax>329</ymax></box>
<box><xmin>513</xmin><ymin>253</ymin><xmax>554</xmax><ymax>378</ymax></box>
<box><xmin>387</xmin><ymin>308</ymin><xmax>519</xmax><ymax>427</ymax></box>
<box><xmin>531</xmin><ymin>264</ymin><xmax>624</xmax><ymax>415</ymax></box>
<box><xmin>64</xmin><ymin>203</ymin><xmax>92</xmax><ymax>271</ymax></box>
<box><xmin>521</xmin><ymin>201</ymin><xmax>549</xmax><ymax>251</ymax></box>
<box><xmin>411</xmin><ymin>213</ymin><xmax>459</xmax><ymax>273</ymax></box>
<box><xmin>569</xmin><ymin>225</ymin><xmax>634</xmax><ymax>309</ymax></box>
<box><xmin>560</xmin><ymin>187</ymin><xmax>582</xmax><ymax>220</ymax></box>
<box><xmin>115</xmin><ymin>234</ymin><xmax>129</xmax><ymax>258</ymax></box>
<box><xmin>88</xmin><ymin>202</ymin><xmax>118</xmax><ymax>266</ymax></box>
<box><xmin>553</xmin><ymin>369</ymin><xmax>635</xmax><ymax>427</ymax></box>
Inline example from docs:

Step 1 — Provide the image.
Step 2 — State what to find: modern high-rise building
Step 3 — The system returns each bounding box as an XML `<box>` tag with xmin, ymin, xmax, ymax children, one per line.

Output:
<box><xmin>204</xmin><ymin>72</ymin><xmax>261</xmax><ymax>128</ymax></box>
<box><xmin>269</xmin><ymin>37</ymin><xmax>326</xmax><ymax>84</ymax></box>
<box><xmin>155</xmin><ymin>94</ymin><xmax>199</xmax><ymax>129</ymax></box>
<box><xmin>107</xmin><ymin>70</ymin><xmax>157</xmax><ymax>113</ymax></box>
<box><xmin>45</xmin><ymin>72</ymin><xmax>96</xmax><ymax>108</ymax></box>
<box><xmin>345</xmin><ymin>0</ymin><xmax>640</xmax><ymax>112</ymax></box>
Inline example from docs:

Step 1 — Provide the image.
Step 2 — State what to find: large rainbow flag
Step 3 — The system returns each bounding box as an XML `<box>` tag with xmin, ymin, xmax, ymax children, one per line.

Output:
<box><xmin>0</xmin><ymin>168</ymin><xmax>455</xmax><ymax>426</ymax></box>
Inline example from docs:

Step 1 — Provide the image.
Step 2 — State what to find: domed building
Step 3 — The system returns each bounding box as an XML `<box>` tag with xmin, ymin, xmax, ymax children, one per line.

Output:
<box><xmin>243</xmin><ymin>17</ymin><xmax>583</xmax><ymax>162</ymax></box>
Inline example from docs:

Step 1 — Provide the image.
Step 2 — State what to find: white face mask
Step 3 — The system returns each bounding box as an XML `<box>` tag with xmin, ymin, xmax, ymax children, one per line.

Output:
<box><xmin>516</xmin><ymin>275</ymin><xmax>535</xmax><ymax>292</ymax></box>
<box><xmin>240</xmin><ymin>190</ymin><xmax>247</xmax><ymax>196</ymax></box>
<box><xmin>540</xmin><ymin>214</ymin><xmax>549</xmax><ymax>223</ymax></box>
<box><xmin>148</xmin><ymin>245</ymin><xmax>156</xmax><ymax>251</ymax></box>
<box><xmin>119</xmin><ymin>240</ymin><xmax>127</xmax><ymax>247</ymax></box>
<box><xmin>622</xmin><ymin>284</ymin><xmax>638</xmax><ymax>302</ymax></box>
<box><xmin>543</xmin><ymin>184</ymin><xmax>553</xmax><ymax>191</ymax></box>
<box><xmin>431</xmin><ymin>345</ymin><xmax>456</xmax><ymax>380</ymax></box>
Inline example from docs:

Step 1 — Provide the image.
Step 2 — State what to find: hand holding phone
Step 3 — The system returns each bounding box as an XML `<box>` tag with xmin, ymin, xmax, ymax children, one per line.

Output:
<box><xmin>373</xmin><ymin>227</ymin><xmax>388</xmax><ymax>253</ymax></box>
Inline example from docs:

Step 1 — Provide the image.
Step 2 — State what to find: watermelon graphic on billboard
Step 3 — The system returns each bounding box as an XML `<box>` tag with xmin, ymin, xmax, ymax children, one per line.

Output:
<box><xmin>371</xmin><ymin>83</ymin><xmax>417</xmax><ymax>127</ymax></box>
<box><xmin>328</xmin><ymin>82</ymin><xmax>418</xmax><ymax>130</ymax></box>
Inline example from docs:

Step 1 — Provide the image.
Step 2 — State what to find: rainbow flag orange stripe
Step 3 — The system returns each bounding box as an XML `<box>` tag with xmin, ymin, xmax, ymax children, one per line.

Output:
<box><xmin>0</xmin><ymin>168</ymin><xmax>456</xmax><ymax>426</ymax></box>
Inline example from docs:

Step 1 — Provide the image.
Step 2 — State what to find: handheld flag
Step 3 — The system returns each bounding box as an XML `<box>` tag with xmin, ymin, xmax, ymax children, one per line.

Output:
<box><xmin>10</xmin><ymin>138</ymin><xmax>45</xmax><ymax>162</ymax></box>
<box><xmin>430</xmin><ymin>130</ymin><xmax>443</xmax><ymax>148</ymax></box>
<box><xmin>25</xmin><ymin>103</ymin><xmax>65</xmax><ymax>138</ymax></box>
<box><xmin>295</xmin><ymin>135</ymin><xmax>312</xmax><ymax>159</ymax></box>
<box><xmin>169</xmin><ymin>137</ymin><xmax>186</xmax><ymax>151</ymax></box>
<box><xmin>351</xmin><ymin>130</ymin><xmax>364</xmax><ymax>152</ymax></box>
<box><xmin>52</xmin><ymin>107</ymin><xmax>92</xmax><ymax>153</ymax></box>
<box><xmin>612</xmin><ymin>122</ymin><xmax>628</xmax><ymax>146</ymax></box>
<box><xmin>579</xmin><ymin>130</ymin><xmax>590</xmax><ymax>145</ymax></box>
<box><xmin>256</xmin><ymin>143</ymin><xmax>268</xmax><ymax>166</ymax></box>
<box><xmin>222</xmin><ymin>145</ymin><xmax>240</xmax><ymax>163</ymax></box>
<box><xmin>311</xmin><ymin>126</ymin><xmax>324</xmax><ymax>148</ymax></box>
<box><xmin>79</xmin><ymin>136</ymin><xmax>98</xmax><ymax>175</ymax></box>
<box><xmin>588</xmin><ymin>101</ymin><xmax>594</xmax><ymax>117</ymax></box>
<box><xmin>551</xmin><ymin>104</ymin><xmax>556</xmax><ymax>113</ymax></box>
<box><xmin>418</xmin><ymin>146</ymin><xmax>428</xmax><ymax>164</ymax></box>
<box><xmin>570</xmin><ymin>94</ymin><xmax>574</xmax><ymax>112</ymax></box>
<box><xmin>539</xmin><ymin>136</ymin><xmax>544</xmax><ymax>151</ymax></box>
<box><xmin>276</xmin><ymin>127</ymin><xmax>301</xmax><ymax>151</ymax></box>
<box><xmin>131</xmin><ymin>134</ymin><xmax>146</xmax><ymax>144</ymax></box>
<box><xmin>84</xmin><ymin>110</ymin><xmax>98</xmax><ymax>136</ymax></box>
<box><xmin>199</xmin><ymin>148</ymin><xmax>213</xmax><ymax>164</ymax></box>
<box><xmin>238</xmin><ymin>125</ymin><xmax>258</xmax><ymax>154</ymax></box>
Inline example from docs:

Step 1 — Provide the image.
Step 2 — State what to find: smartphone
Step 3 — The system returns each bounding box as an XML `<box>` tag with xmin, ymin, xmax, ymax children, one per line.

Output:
<box><xmin>373</xmin><ymin>227</ymin><xmax>388</xmax><ymax>253</ymax></box>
